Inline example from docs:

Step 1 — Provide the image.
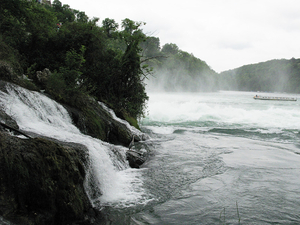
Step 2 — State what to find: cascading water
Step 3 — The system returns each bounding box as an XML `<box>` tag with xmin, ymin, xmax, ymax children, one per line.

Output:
<box><xmin>0</xmin><ymin>83</ymin><xmax>148</xmax><ymax>207</ymax></box>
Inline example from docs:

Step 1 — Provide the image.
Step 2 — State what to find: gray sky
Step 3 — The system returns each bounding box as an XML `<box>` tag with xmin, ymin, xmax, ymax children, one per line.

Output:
<box><xmin>61</xmin><ymin>0</ymin><xmax>300</xmax><ymax>73</ymax></box>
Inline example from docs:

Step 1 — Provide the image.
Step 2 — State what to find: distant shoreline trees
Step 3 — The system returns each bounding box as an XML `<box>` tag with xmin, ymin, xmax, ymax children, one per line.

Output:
<box><xmin>219</xmin><ymin>58</ymin><xmax>300</xmax><ymax>93</ymax></box>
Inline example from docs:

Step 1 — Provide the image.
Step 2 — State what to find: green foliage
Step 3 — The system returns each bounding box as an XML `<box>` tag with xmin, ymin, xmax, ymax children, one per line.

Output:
<box><xmin>61</xmin><ymin>45</ymin><xmax>85</xmax><ymax>88</ymax></box>
<box><xmin>161</xmin><ymin>43</ymin><xmax>179</xmax><ymax>55</ymax></box>
<box><xmin>46</xmin><ymin>72</ymin><xmax>66</xmax><ymax>101</ymax></box>
<box><xmin>102</xmin><ymin>18</ymin><xmax>119</xmax><ymax>37</ymax></box>
<box><xmin>140</xmin><ymin>36</ymin><xmax>161</xmax><ymax>58</ymax></box>
<box><xmin>51</xmin><ymin>0</ymin><xmax>75</xmax><ymax>23</ymax></box>
<box><xmin>123</xmin><ymin>111</ymin><xmax>140</xmax><ymax>129</ymax></box>
<box><xmin>0</xmin><ymin>0</ymin><xmax>150</xmax><ymax>121</ymax></box>
<box><xmin>46</xmin><ymin>46</ymin><xmax>87</xmax><ymax>104</ymax></box>
<box><xmin>118</xmin><ymin>19</ymin><xmax>148</xmax><ymax>118</ymax></box>
<box><xmin>0</xmin><ymin>35</ymin><xmax>23</xmax><ymax>75</ymax></box>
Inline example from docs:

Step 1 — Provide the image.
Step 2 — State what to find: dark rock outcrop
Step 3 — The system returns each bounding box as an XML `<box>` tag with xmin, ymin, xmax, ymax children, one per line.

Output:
<box><xmin>36</xmin><ymin>68</ymin><xmax>51</xmax><ymax>88</ymax></box>
<box><xmin>64</xmin><ymin>98</ymin><xmax>147</xmax><ymax>147</ymax></box>
<box><xmin>0</xmin><ymin>61</ymin><xmax>18</xmax><ymax>82</ymax></box>
<box><xmin>0</xmin><ymin>131</ymin><xmax>97</xmax><ymax>225</ymax></box>
<box><xmin>126</xmin><ymin>150</ymin><xmax>147</xmax><ymax>168</ymax></box>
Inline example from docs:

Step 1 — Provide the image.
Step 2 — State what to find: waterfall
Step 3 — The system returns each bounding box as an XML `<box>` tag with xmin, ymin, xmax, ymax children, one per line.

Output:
<box><xmin>0</xmin><ymin>83</ymin><xmax>147</xmax><ymax>207</ymax></box>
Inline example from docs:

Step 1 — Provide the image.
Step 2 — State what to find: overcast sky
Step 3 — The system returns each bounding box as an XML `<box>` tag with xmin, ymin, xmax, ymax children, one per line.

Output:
<box><xmin>60</xmin><ymin>0</ymin><xmax>300</xmax><ymax>73</ymax></box>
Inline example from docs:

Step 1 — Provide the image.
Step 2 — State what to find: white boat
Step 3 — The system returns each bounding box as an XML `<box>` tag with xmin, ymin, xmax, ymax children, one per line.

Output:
<box><xmin>253</xmin><ymin>95</ymin><xmax>297</xmax><ymax>101</ymax></box>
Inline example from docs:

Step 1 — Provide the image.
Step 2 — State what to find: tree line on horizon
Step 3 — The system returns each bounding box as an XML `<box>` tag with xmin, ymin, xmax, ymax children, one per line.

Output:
<box><xmin>219</xmin><ymin>58</ymin><xmax>300</xmax><ymax>93</ymax></box>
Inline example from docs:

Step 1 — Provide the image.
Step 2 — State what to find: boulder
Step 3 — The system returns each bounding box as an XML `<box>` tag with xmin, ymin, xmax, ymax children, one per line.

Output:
<box><xmin>64</xmin><ymin>97</ymin><xmax>147</xmax><ymax>147</ymax></box>
<box><xmin>0</xmin><ymin>131</ymin><xmax>97</xmax><ymax>225</ymax></box>
<box><xmin>36</xmin><ymin>68</ymin><xmax>51</xmax><ymax>87</ymax></box>
<box><xmin>126</xmin><ymin>149</ymin><xmax>147</xmax><ymax>168</ymax></box>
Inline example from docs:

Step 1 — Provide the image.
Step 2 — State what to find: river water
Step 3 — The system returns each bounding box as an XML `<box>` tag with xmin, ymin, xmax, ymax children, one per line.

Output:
<box><xmin>1</xmin><ymin>85</ymin><xmax>300</xmax><ymax>224</ymax></box>
<box><xmin>103</xmin><ymin>91</ymin><xmax>300</xmax><ymax>224</ymax></box>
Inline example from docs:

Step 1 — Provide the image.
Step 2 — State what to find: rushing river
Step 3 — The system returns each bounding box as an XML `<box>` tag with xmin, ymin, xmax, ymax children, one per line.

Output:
<box><xmin>103</xmin><ymin>91</ymin><xmax>300</xmax><ymax>224</ymax></box>
<box><xmin>1</xmin><ymin>85</ymin><xmax>300</xmax><ymax>224</ymax></box>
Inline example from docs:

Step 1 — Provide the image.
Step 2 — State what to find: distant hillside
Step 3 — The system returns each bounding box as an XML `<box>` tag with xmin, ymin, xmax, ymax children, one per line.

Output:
<box><xmin>219</xmin><ymin>58</ymin><xmax>300</xmax><ymax>93</ymax></box>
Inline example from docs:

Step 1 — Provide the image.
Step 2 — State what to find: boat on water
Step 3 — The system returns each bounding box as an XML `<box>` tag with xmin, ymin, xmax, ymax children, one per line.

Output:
<box><xmin>253</xmin><ymin>95</ymin><xmax>297</xmax><ymax>101</ymax></box>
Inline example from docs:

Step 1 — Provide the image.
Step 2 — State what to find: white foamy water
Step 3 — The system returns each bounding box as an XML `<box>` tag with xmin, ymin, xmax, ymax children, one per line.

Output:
<box><xmin>143</xmin><ymin>91</ymin><xmax>300</xmax><ymax>131</ymax></box>
<box><xmin>0</xmin><ymin>83</ymin><xmax>147</xmax><ymax>207</ymax></box>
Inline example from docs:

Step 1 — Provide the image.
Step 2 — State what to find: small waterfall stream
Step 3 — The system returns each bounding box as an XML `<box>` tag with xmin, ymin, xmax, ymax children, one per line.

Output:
<box><xmin>0</xmin><ymin>83</ymin><xmax>148</xmax><ymax>207</ymax></box>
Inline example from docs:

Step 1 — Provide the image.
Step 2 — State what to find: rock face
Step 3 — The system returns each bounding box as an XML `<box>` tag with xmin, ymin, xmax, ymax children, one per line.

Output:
<box><xmin>126</xmin><ymin>150</ymin><xmax>147</xmax><ymax>168</ymax></box>
<box><xmin>0</xmin><ymin>61</ymin><xmax>18</xmax><ymax>82</ymax></box>
<box><xmin>36</xmin><ymin>68</ymin><xmax>51</xmax><ymax>88</ymax></box>
<box><xmin>64</xmin><ymin>98</ymin><xmax>147</xmax><ymax>147</ymax></box>
<box><xmin>0</xmin><ymin>130</ymin><xmax>95</xmax><ymax>225</ymax></box>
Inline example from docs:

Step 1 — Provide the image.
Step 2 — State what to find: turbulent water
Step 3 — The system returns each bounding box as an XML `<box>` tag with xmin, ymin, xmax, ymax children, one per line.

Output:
<box><xmin>1</xmin><ymin>85</ymin><xmax>300</xmax><ymax>224</ymax></box>
<box><xmin>106</xmin><ymin>91</ymin><xmax>300</xmax><ymax>225</ymax></box>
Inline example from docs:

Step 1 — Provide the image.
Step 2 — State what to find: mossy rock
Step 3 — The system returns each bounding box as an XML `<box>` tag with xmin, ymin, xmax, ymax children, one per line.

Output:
<box><xmin>122</xmin><ymin>112</ymin><xmax>140</xmax><ymax>130</ymax></box>
<box><xmin>0</xmin><ymin>61</ymin><xmax>18</xmax><ymax>82</ymax></box>
<box><xmin>0</xmin><ymin>131</ymin><xmax>94</xmax><ymax>225</ymax></box>
<box><xmin>64</xmin><ymin>96</ymin><xmax>134</xmax><ymax>146</ymax></box>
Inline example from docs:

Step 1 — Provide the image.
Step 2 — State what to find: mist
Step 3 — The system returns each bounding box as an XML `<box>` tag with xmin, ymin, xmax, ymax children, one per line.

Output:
<box><xmin>145</xmin><ymin>68</ymin><xmax>219</xmax><ymax>93</ymax></box>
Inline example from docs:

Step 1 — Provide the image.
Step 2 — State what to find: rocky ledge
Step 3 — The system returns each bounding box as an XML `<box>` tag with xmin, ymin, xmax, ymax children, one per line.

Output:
<box><xmin>0</xmin><ymin>129</ymin><xmax>100</xmax><ymax>225</ymax></box>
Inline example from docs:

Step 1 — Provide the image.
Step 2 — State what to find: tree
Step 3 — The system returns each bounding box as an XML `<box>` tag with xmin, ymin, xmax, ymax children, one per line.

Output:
<box><xmin>61</xmin><ymin>45</ymin><xmax>86</xmax><ymax>88</ymax></box>
<box><xmin>102</xmin><ymin>18</ymin><xmax>119</xmax><ymax>37</ymax></box>
<box><xmin>46</xmin><ymin>45</ymin><xmax>86</xmax><ymax>103</ymax></box>
<box><xmin>115</xmin><ymin>18</ymin><xmax>148</xmax><ymax>118</ymax></box>
<box><xmin>0</xmin><ymin>0</ymin><xmax>29</xmax><ymax>48</ymax></box>
<box><xmin>161</xmin><ymin>43</ymin><xmax>179</xmax><ymax>55</ymax></box>
<box><xmin>51</xmin><ymin>0</ymin><xmax>75</xmax><ymax>23</ymax></box>
<box><xmin>73</xmin><ymin>10</ymin><xmax>90</xmax><ymax>23</ymax></box>
<box><xmin>1</xmin><ymin>1</ymin><xmax>151</xmax><ymax>120</ymax></box>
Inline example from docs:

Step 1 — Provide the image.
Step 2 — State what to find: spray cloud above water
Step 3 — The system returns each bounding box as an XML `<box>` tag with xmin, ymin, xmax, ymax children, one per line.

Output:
<box><xmin>142</xmin><ymin>42</ymin><xmax>219</xmax><ymax>92</ymax></box>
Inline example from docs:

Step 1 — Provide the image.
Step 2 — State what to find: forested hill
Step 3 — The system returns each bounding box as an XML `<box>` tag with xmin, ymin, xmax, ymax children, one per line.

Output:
<box><xmin>219</xmin><ymin>58</ymin><xmax>300</xmax><ymax>93</ymax></box>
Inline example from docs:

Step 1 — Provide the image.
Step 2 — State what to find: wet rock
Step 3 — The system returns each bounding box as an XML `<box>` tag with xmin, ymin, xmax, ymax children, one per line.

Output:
<box><xmin>126</xmin><ymin>150</ymin><xmax>147</xmax><ymax>168</ymax></box>
<box><xmin>64</xmin><ymin>97</ymin><xmax>147</xmax><ymax>147</ymax></box>
<box><xmin>0</xmin><ymin>131</ymin><xmax>95</xmax><ymax>225</ymax></box>
<box><xmin>0</xmin><ymin>109</ymin><xmax>19</xmax><ymax>131</ymax></box>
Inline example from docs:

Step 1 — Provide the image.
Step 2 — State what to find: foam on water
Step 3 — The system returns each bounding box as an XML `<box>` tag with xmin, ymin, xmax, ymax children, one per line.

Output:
<box><xmin>144</xmin><ymin>92</ymin><xmax>300</xmax><ymax>131</ymax></box>
<box><xmin>0</xmin><ymin>83</ymin><xmax>147</xmax><ymax>207</ymax></box>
